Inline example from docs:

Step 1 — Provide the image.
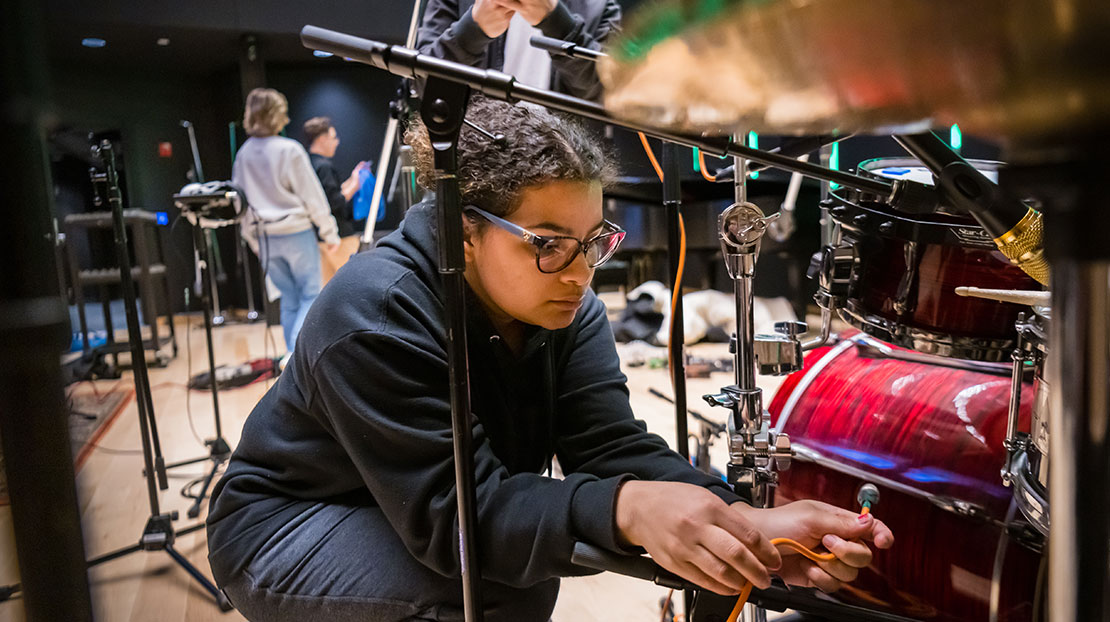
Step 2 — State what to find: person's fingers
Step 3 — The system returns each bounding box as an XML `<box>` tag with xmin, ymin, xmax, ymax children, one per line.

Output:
<box><xmin>809</xmin><ymin>505</ymin><xmax>894</xmax><ymax>552</ymax></box>
<box><xmin>869</xmin><ymin>517</ymin><xmax>895</xmax><ymax>549</ymax></box>
<box><xmin>668</xmin><ymin>556</ymin><xmax>742</xmax><ymax>596</ymax></box>
<box><xmin>719</xmin><ymin>505</ymin><xmax>782</xmax><ymax>570</ymax></box>
<box><xmin>803</xmin><ymin>560</ymin><xmax>844</xmax><ymax>593</ymax></box>
<box><xmin>691</xmin><ymin>544</ymin><xmax>752</xmax><ymax>593</ymax></box>
<box><xmin>821</xmin><ymin>534</ymin><xmax>872</xmax><ymax>568</ymax></box>
<box><xmin>819</xmin><ymin>505</ymin><xmax>874</xmax><ymax>541</ymax></box>
<box><xmin>814</xmin><ymin>556</ymin><xmax>860</xmax><ymax>584</ymax></box>
<box><xmin>700</xmin><ymin>528</ymin><xmax>772</xmax><ymax>590</ymax></box>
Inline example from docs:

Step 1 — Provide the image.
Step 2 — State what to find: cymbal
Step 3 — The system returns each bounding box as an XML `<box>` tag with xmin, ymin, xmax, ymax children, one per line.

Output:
<box><xmin>599</xmin><ymin>0</ymin><xmax>1110</xmax><ymax>140</ymax></box>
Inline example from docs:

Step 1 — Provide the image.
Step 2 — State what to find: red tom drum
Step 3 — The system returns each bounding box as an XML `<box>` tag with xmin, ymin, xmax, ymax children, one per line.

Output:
<box><xmin>828</xmin><ymin>157</ymin><xmax>1041</xmax><ymax>362</ymax></box>
<box><xmin>768</xmin><ymin>333</ymin><xmax>1045</xmax><ymax>621</ymax></box>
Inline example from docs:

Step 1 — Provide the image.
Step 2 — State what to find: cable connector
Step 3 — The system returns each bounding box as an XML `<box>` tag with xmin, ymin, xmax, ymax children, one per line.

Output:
<box><xmin>857</xmin><ymin>483</ymin><xmax>880</xmax><ymax>516</ymax></box>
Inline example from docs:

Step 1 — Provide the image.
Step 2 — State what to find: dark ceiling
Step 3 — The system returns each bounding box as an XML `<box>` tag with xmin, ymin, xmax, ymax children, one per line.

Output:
<box><xmin>45</xmin><ymin>0</ymin><xmax>416</xmax><ymax>77</ymax></box>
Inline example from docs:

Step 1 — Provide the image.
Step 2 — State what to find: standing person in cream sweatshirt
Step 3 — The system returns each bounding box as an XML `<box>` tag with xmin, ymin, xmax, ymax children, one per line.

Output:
<box><xmin>233</xmin><ymin>88</ymin><xmax>341</xmax><ymax>354</ymax></box>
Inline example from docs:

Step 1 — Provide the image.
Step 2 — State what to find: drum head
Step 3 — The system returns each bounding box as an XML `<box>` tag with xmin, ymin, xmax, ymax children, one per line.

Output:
<box><xmin>858</xmin><ymin>157</ymin><xmax>1004</xmax><ymax>216</ymax></box>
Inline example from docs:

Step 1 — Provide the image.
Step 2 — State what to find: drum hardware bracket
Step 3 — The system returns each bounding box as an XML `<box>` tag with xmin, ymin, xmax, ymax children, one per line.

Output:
<box><xmin>806</xmin><ymin>244</ymin><xmax>856</xmax><ymax>351</ymax></box>
<box><xmin>1005</xmin><ymin>520</ymin><xmax>1046</xmax><ymax>553</ymax></box>
<box><xmin>928</xmin><ymin>495</ymin><xmax>994</xmax><ymax>524</ymax></box>
<box><xmin>887</xmin><ymin>179</ymin><xmax>940</xmax><ymax>215</ymax></box>
<box><xmin>1001</xmin><ymin>313</ymin><xmax>1040</xmax><ymax>487</ymax></box>
<box><xmin>809</xmin><ymin>244</ymin><xmax>855</xmax><ymax>310</ymax></box>
<box><xmin>753</xmin><ymin>321</ymin><xmax>807</xmax><ymax>375</ymax></box>
<box><xmin>705</xmin><ymin>202</ymin><xmax>794</xmax><ymax>513</ymax></box>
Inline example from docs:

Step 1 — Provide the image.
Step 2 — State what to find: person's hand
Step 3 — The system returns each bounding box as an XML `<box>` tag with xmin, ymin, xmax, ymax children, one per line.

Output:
<box><xmin>325</xmin><ymin>242</ymin><xmax>341</xmax><ymax>254</ymax></box>
<box><xmin>615</xmin><ymin>481</ymin><xmax>782</xmax><ymax>595</ymax></box>
<box><xmin>347</xmin><ymin>161</ymin><xmax>369</xmax><ymax>183</ymax></box>
<box><xmin>473</xmin><ymin>0</ymin><xmax>516</xmax><ymax>38</ymax></box>
<box><xmin>498</xmin><ymin>0</ymin><xmax>558</xmax><ymax>26</ymax></box>
<box><xmin>737</xmin><ymin>500</ymin><xmax>894</xmax><ymax>593</ymax></box>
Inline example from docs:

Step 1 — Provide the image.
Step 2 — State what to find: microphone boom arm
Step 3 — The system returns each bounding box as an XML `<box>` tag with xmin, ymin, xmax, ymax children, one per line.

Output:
<box><xmin>299</xmin><ymin>25</ymin><xmax>894</xmax><ymax>197</ymax></box>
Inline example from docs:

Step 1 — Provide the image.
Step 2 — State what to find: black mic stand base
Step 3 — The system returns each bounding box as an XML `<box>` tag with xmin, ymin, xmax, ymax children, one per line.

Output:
<box><xmin>85</xmin><ymin>514</ymin><xmax>233</xmax><ymax>612</ymax></box>
<box><xmin>162</xmin><ymin>436</ymin><xmax>232</xmax><ymax>519</ymax></box>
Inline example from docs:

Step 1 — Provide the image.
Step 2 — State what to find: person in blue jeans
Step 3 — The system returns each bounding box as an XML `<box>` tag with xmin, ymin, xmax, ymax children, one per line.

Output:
<box><xmin>233</xmin><ymin>88</ymin><xmax>341</xmax><ymax>353</ymax></box>
<box><xmin>258</xmin><ymin>228</ymin><xmax>323</xmax><ymax>352</ymax></box>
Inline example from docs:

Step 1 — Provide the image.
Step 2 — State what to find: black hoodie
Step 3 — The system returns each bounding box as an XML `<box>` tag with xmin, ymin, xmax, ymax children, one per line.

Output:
<box><xmin>207</xmin><ymin>201</ymin><xmax>739</xmax><ymax>589</ymax></box>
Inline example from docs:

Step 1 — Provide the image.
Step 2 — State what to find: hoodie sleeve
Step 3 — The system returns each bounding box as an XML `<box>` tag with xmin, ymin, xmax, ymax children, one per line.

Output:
<box><xmin>307</xmin><ymin>281</ymin><xmax>624</xmax><ymax>587</ymax></box>
<box><xmin>538</xmin><ymin>0</ymin><xmax>622</xmax><ymax>101</ymax></box>
<box><xmin>416</xmin><ymin>0</ymin><xmax>494</xmax><ymax>68</ymax></box>
<box><xmin>287</xmin><ymin>144</ymin><xmax>341</xmax><ymax>246</ymax></box>
<box><xmin>552</xmin><ymin>293</ymin><xmax>741</xmax><ymax>552</ymax></box>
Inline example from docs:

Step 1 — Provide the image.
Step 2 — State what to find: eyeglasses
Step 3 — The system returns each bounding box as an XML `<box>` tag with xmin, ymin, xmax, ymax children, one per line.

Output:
<box><xmin>465</xmin><ymin>205</ymin><xmax>626</xmax><ymax>274</ymax></box>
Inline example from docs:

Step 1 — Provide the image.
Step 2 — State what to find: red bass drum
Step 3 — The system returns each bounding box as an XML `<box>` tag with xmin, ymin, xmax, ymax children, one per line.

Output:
<box><xmin>768</xmin><ymin>333</ymin><xmax>1045</xmax><ymax>622</ymax></box>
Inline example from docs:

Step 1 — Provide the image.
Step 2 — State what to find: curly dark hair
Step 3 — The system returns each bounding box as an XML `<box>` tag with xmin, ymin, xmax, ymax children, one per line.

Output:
<box><xmin>405</xmin><ymin>96</ymin><xmax>615</xmax><ymax>218</ymax></box>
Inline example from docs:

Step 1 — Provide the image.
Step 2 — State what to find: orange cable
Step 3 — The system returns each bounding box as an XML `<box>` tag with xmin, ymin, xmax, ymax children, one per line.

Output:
<box><xmin>726</xmin><ymin>537</ymin><xmax>840</xmax><ymax>622</ymax></box>
<box><xmin>638</xmin><ymin>132</ymin><xmax>665</xmax><ymax>183</ymax></box>
<box><xmin>697</xmin><ymin>149</ymin><xmax>717</xmax><ymax>183</ymax></box>
<box><xmin>667</xmin><ymin>214</ymin><xmax>686</xmax><ymax>392</ymax></box>
<box><xmin>637</xmin><ymin>131</ymin><xmax>687</xmax><ymax>394</ymax></box>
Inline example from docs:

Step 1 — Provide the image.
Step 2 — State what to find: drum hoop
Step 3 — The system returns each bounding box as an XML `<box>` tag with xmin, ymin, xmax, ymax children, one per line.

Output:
<box><xmin>840</xmin><ymin>300</ymin><xmax>1017</xmax><ymax>362</ymax></box>
<box><xmin>858</xmin><ymin>157</ymin><xmax>1005</xmax><ymax>179</ymax></box>
<box><xmin>830</xmin><ymin>191</ymin><xmax>996</xmax><ymax>248</ymax></box>
<box><xmin>1011</xmin><ymin>450</ymin><xmax>1050</xmax><ymax>537</ymax></box>
<box><xmin>854</xmin><ymin>157</ymin><xmax>1006</xmax><ymax>217</ymax></box>
<box><xmin>791</xmin><ymin>441</ymin><xmax>1013</xmax><ymax>528</ymax></box>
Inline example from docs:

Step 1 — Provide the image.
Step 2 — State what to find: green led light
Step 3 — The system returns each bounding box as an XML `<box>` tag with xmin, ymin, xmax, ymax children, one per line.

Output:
<box><xmin>228</xmin><ymin>122</ymin><xmax>238</xmax><ymax>158</ymax></box>
<box><xmin>693</xmin><ymin>147</ymin><xmax>701</xmax><ymax>172</ymax></box>
<box><xmin>829</xmin><ymin>142</ymin><xmax>840</xmax><ymax>191</ymax></box>
<box><xmin>747</xmin><ymin>131</ymin><xmax>759</xmax><ymax>179</ymax></box>
<box><xmin>950</xmin><ymin>124</ymin><xmax>963</xmax><ymax>152</ymax></box>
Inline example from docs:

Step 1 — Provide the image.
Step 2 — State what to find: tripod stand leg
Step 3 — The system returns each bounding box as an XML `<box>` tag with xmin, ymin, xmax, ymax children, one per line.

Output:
<box><xmin>87</xmin><ymin>540</ymin><xmax>145</xmax><ymax>567</ymax></box>
<box><xmin>186</xmin><ymin>457</ymin><xmax>221</xmax><ymax>519</ymax></box>
<box><xmin>164</xmin><ymin>545</ymin><xmax>234</xmax><ymax>612</ymax></box>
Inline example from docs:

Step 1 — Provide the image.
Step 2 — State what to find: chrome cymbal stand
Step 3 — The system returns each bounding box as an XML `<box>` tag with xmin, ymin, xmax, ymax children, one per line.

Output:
<box><xmin>704</xmin><ymin>202</ymin><xmax>796</xmax><ymax>508</ymax></box>
<box><xmin>703</xmin><ymin>200</ymin><xmax>802</xmax><ymax>622</ymax></box>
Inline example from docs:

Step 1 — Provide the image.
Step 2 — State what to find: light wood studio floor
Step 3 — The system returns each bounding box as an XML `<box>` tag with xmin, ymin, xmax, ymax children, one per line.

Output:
<box><xmin>0</xmin><ymin>302</ymin><xmax>789</xmax><ymax>622</ymax></box>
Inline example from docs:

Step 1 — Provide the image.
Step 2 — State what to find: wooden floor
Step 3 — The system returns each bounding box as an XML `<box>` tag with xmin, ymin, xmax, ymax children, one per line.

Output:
<box><xmin>0</xmin><ymin>302</ymin><xmax>790</xmax><ymax>622</ymax></box>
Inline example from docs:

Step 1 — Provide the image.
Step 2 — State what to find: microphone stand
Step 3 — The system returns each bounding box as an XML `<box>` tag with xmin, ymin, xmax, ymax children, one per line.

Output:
<box><xmin>164</xmin><ymin>194</ymin><xmax>234</xmax><ymax>519</ymax></box>
<box><xmin>529</xmin><ymin>33</ymin><xmax>606</xmax><ymax>61</ymax></box>
<box><xmin>59</xmin><ymin>140</ymin><xmax>231</xmax><ymax>611</ymax></box>
<box><xmin>658</xmin><ymin>140</ymin><xmax>696</xmax><ymax>618</ymax></box>
<box><xmin>421</xmin><ymin>80</ymin><xmax>484</xmax><ymax>621</ymax></box>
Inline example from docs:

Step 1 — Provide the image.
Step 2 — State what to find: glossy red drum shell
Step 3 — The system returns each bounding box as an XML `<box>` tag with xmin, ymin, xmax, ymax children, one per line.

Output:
<box><xmin>852</xmin><ymin>238</ymin><xmax>1035</xmax><ymax>341</ymax></box>
<box><xmin>768</xmin><ymin>336</ymin><xmax>1043</xmax><ymax>622</ymax></box>
<box><xmin>829</xmin><ymin>190</ymin><xmax>1043</xmax><ymax>362</ymax></box>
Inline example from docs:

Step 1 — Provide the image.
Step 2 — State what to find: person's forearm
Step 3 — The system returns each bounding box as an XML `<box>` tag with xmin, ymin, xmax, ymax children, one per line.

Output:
<box><xmin>341</xmin><ymin>177</ymin><xmax>359</xmax><ymax>202</ymax></box>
